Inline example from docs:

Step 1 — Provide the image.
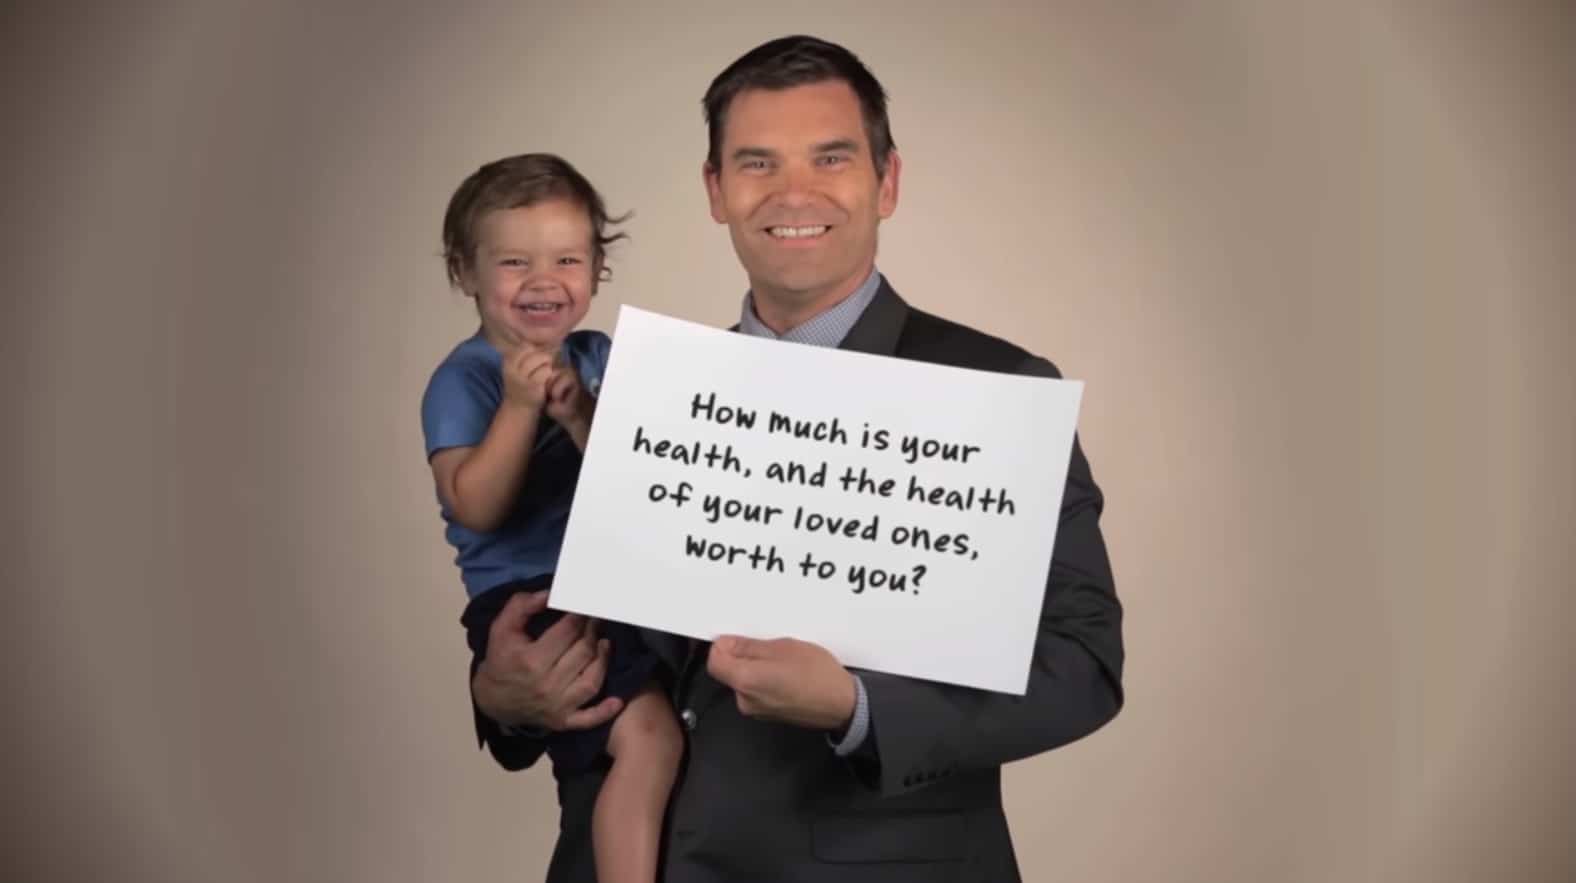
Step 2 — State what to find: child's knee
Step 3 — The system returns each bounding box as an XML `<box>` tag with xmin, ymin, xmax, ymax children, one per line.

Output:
<box><xmin>609</xmin><ymin>686</ymin><xmax>684</xmax><ymax>767</ymax></box>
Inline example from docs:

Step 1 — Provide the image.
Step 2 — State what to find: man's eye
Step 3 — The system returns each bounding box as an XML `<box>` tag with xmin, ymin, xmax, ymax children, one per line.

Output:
<box><xmin>817</xmin><ymin>154</ymin><xmax>847</xmax><ymax>167</ymax></box>
<box><xmin>742</xmin><ymin>159</ymin><xmax>768</xmax><ymax>171</ymax></box>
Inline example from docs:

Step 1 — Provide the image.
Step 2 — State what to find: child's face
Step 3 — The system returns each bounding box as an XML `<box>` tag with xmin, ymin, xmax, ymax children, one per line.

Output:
<box><xmin>462</xmin><ymin>199</ymin><xmax>597</xmax><ymax>351</ymax></box>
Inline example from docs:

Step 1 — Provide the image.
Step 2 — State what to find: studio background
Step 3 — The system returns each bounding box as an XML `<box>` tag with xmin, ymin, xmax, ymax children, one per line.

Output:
<box><xmin>5</xmin><ymin>2</ymin><xmax>1572</xmax><ymax>881</ymax></box>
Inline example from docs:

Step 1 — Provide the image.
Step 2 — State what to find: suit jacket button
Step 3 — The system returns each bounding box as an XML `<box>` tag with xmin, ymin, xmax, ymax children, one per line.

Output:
<box><xmin>680</xmin><ymin>708</ymin><xmax>698</xmax><ymax>731</ymax></box>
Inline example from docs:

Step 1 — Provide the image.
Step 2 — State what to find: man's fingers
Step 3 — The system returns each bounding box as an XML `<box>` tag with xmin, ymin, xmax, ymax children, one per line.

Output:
<box><xmin>560</xmin><ymin>638</ymin><xmax>611</xmax><ymax>708</ymax></box>
<box><xmin>540</xmin><ymin>617</ymin><xmax>600</xmax><ymax>693</ymax></box>
<box><xmin>561</xmin><ymin>696</ymin><xmax>623</xmax><ymax>732</ymax></box>
<box><xmin>548</xmin><ymin>628</ymin><xmax>599</xmax><ymax>687</ymax></box>
<box><xmin>557</xmin><ymin>639</ymin><xmax>615</xmax><ymax>730</ymax></box>
<box><xmin>735</xmin><ymin>692</ymin><xmax>759</xmax><ymax>718</ymax></box>
<box><xmin>716</xmin><ymin>634</ymin><xmax>771</xmax><ymax>660</ymax></box>
<box><xmin>707</xmin><ymin>642</ymin><xmax>760</xmax><ymax>694</ymax></box>
<box><xmin>489</xmin><ymin>591</ymin><xmax>550</xmax><ymax>649</ymax></box>
<box><xmin>529</xmin><ymin>606</ymin><xmax>589</xmax><ymax>661</ymax></box>
<box><xmin>706</xmin><ymin>642</ymin><xmax>734</xmax><ymax>683</ymax></box>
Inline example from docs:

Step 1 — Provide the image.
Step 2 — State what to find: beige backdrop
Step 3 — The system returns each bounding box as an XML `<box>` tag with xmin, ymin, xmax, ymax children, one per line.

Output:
<box><xmin>6</xmin><ymin>1</ymin><xmax>1572</xmax><ymax>881</ymax></box>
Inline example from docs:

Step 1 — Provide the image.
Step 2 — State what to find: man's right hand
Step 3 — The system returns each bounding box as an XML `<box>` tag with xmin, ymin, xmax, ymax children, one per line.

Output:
<box><xmin>472</xmin><ymin>591</ymin><xmax>622</xmax><ymax>732</ymax></box>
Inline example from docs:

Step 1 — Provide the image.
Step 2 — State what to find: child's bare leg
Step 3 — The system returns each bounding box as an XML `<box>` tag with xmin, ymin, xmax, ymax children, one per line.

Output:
<box><xmin>592</xmin><ymin>682</ymin><xmax>683</xmax><ymax>883</ymax></box>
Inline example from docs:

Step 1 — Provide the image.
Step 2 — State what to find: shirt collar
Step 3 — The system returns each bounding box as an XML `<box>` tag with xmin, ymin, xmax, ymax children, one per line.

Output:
<box><xmin>737</xmin><ymin>267</ymin><xmax>882</xmax><ymax>348</ymax></box>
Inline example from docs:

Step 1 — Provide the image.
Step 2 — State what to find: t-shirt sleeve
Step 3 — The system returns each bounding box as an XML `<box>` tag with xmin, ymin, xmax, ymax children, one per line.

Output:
<box><xmin>421</xmin><ymin>356</ymin><xmax>499</xmax><ymax>459</ymax></box>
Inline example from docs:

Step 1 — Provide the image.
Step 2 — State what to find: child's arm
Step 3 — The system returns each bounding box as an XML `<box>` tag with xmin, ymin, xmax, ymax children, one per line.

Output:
<box><xmin>431</xmin><ymin>347</ymin><xmax>559</xmax><ymax>532</ymax></box>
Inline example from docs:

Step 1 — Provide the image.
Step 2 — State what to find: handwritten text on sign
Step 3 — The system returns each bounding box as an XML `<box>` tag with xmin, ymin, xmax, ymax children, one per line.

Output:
<box><xmin>550</xmin><ymin>306</ymin><xmax>1083</xmax><ymax>694</ymax></box>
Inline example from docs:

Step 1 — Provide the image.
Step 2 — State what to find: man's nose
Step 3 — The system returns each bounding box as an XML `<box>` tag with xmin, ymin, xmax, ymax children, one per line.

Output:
<box><xmin>774</xmin><ymin>162</ymin><xmax>816</xmax><ymax>207</ymax></box>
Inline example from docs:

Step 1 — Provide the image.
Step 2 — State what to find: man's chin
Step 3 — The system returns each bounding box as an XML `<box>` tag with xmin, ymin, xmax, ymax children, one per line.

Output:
<box><xmin>749</xmin><ymin>262</ymin><xmax>839</xmax><ymax>297</ymax></box>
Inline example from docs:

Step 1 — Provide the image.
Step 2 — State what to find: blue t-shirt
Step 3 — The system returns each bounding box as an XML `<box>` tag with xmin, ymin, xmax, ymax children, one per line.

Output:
<box><xmin>420</xmin><ymin>329</ymin><xmax>612</xmax><ymax>598</ymax></box>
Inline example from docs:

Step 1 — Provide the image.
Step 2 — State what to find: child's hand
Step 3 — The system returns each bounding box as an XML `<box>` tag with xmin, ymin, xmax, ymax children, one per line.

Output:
<box><xmin>500</xmin><ymin>346</ymin><xmax>557</xmax><ymax>411</ymax></box>
<box><xmin>545</xmin><ymin>365</ymin><xmax>596</xmax><ymax>444</ymax></box>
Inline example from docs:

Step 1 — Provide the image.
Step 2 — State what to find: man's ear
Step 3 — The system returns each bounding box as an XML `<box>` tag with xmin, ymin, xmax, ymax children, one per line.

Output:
<box><xmin>704</xmin><ymin>160</ymin><xmax>727</xmax><ymax>224</ymax></box>
<box><xmin>877</xmin><ymin>149</ymin><xmax>901</xmax><ymax>219</ymax></box>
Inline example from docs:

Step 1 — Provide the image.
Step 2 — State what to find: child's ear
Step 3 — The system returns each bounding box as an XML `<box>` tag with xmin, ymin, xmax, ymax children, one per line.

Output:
<box><xmin>453</xmin><ymin>261</ymin><xmax>480</xmax><ymax>299</ymax></box>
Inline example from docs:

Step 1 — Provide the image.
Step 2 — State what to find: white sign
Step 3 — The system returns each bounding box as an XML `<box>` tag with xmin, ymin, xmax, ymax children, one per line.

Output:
<box><xmin>550</xmin><ymin>305</ymin><xmax>1083</xmax><ymax>694</ymax></box>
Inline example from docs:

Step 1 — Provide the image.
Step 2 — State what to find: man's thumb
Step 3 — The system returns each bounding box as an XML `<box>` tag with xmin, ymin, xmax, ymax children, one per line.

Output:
<box><xmin>718</xmin><ymin>635</ymin><xmax>768</xmax><ymax>659</ymax></box>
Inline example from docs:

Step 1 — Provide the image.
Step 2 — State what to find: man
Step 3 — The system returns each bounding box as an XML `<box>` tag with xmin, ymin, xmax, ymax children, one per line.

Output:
<box><xmin>466</xmin><ymin>35</ymin><xmax>1125</xmax><ymax>882</ymax></box>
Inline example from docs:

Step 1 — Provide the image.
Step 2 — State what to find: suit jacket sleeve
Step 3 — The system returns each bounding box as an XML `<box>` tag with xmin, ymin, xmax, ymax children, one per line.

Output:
<box><xmin>856</xmin><ymin>355</ymin><xmax>1125</xmax><ymax>796</ymax></box>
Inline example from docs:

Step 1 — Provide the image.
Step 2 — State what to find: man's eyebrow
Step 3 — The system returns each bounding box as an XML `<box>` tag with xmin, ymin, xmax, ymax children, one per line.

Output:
<box><xmin>729</xmin><ymin>146</ymin><xmax>778</xmax><ymax>162</ymax></box>
<box><xmin>812</xmin><ymin>138</ymin><xmax>861</xmax><ymax>154</ymax></box>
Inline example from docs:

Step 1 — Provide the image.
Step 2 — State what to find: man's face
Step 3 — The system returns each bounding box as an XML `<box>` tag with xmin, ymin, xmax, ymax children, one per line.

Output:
<box><xmin>705</xmin><ymin>79</ymin><xmax>900</xmax><ymax>325</ymax></box>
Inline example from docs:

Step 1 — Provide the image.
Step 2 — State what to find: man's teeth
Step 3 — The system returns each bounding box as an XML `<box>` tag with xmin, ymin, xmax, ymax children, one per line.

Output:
<box><xmin>768</xmin><ymin>225</ymin><xmax>829</xmax><ymax>239</ymax></box>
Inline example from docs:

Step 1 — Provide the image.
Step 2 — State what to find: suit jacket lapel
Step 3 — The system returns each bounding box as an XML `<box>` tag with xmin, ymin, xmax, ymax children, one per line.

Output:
<box><xmin>835</xmin><ymin>277</ymin><xmax>908</xmax><ymax>356</ymax></box>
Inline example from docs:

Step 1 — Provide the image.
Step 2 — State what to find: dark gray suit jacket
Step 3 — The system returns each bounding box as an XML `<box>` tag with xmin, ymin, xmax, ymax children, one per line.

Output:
<box><xmin>474</xmin><ymin>279</ymin><xmax>1125</xmax><ymax>882</ymax></box>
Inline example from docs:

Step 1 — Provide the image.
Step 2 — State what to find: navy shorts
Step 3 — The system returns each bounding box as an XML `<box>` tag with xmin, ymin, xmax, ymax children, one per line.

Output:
<box><xmin>461</xmin><ymin>574</ymin><xmax>660</xmax><ymax>773</ymax></box>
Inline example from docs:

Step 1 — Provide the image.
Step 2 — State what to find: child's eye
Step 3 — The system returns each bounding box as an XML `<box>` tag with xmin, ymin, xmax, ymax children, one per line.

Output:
<box><xmin>558</xmin><ymin>256</ymin><xmax>583</xmax><ymax>266</ymax></box>
<box><xmin>501</xmin><ymin>258</ymin><xmax>527</xmax><ymax>268</ymax></box>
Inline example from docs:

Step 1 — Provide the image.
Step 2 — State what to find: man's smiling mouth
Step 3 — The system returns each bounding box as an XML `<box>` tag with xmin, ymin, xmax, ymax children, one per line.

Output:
<box><xmin>766</xmin><ymin>225</ymin><xmax>830</xmax><ymax>239</ymax></box>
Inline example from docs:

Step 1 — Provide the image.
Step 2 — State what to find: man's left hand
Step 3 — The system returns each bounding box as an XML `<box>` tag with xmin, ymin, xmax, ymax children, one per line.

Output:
<box><xmin>706</xmin><ymin>635</ymin><xmax>856</xmax><ymax>732</ymax></box>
